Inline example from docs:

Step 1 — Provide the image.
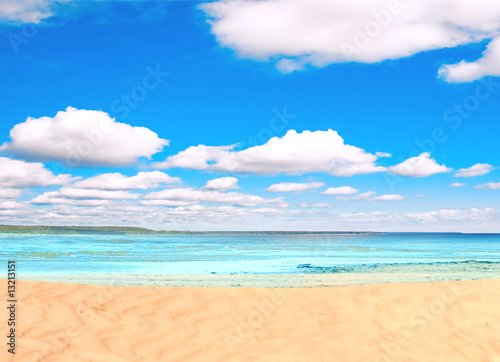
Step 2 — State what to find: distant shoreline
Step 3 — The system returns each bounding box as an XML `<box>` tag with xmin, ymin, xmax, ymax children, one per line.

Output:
<box><xmin>0</xmin><ymin>225</ymin><xmax>479</xmax><ymax>235</ymax></box>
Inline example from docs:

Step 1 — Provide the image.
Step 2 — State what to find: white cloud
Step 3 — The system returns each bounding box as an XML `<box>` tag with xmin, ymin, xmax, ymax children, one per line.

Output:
<box><xmin>333</xmin><ymin>191</ymin><xmax>375</xmax><ymax>201</ymax></box>
<box><xmin>475</xmin><ymin>183</ymin><xmax>500</xmax><ymax>190</ymax></box>
<box><xmin>450</xmin><ymin>182</ymin><xmax>466</xmax><ymax>187</ymax></box>
<box><xmin>32</xmin><ymin>187</ymin><xmax>140</xmax><ymax>205</ymax></box>
<box><xmin>155</xmin><ymin>145</ymin><xmax>234</xmax><ymax>170</ymax></box>
<box><xmin>202</xmin><ymin>177</ymin><xmax>239</xmax><ymax>191</ymax></box>
<box><xmin>156</xmin><ymin>129</ymin><xmax>387</xmax><ymax>176</ymax></box>
<box><xmin>407</xmin><ymin>208</ymin><xmax>497</xmax><ymax>222</ymax></box>
<box><xmin>0</xmin><ymin>201</ymin><xmax>26</xmax><ymax>210</ymax></box>
<box><xmin>337</xmin><ymin>211</ymin><xmax>401</xmax><ymax>223</ymax></box>
<box><xmin>298</xmin><ymin>202</ymin><xmax>332</xmax><ymax>208</ymax></box>
<box><xmin>369</xmin><ymin>194</ymin><xmax>406</xmax><ymax>201</ymax></box>
<box><xmin>1</xmin><ymin>200</ymin><xmax>269</xmax><ymax>225</ymax></box>
<box><xmin>144</xmin><ymin>188</ymin><xmax>287</xmax><ymax>207</ymax></box>
<box><xmin>0</xmin><ymin>0</ymin><xmax>55</xmax><ymax>23</ymax></box>
<box><xmin>311</xmin><ymin>203</ymin><xmax>332</xmax><ymax>208</ymax></box>
<box><xmin>0</xmin><ymin>189</ymin><xmax>23</xmax><ymax>199</ymax></box>
<box><xmin>439</xmin><ymin>38</ymin><xmax>500</xmax><ymax>83</ymax></box>
<box><xmin>320</xmin><ymin>186</ymin><xmax>358</xmax><ymax>195</ymax></box>
<box><xmin>0</xmin><ymin>107</ymin><xmax>168</xmax><ymax>167</ymax></box>
<box><xmin>31</xmin><ymin>197</ymin><xmax>112</xmax><ymax>206</ymax></box>
<box><xmin>139</xmin><ymin>200</ymin><xmax>199</xmax><ymax>207</ymax></box>
<box><xmin>251</xmin><ymin>207</ymin><xmax>300</xmax><ymax>215</ymax></box>
<box><xmin>266</xmin><ymin>182</ymin><xmax>324</xmax><ymax>193</ymax></box>
<box><xmin>72</xmin><ymin>171</ymin><xmax>180</xmax><ymax>190</ymax></box>
<box><xmin>337</xmin><ymin>207</ymin><xmax>498</xmax><ymax>225</ymax></box>
<box><xmin>202</xmin><ymin>0</ymin><xmax>500</xmax><ymax>81</ymax></box>
<box><xmin>0</xmin><ymin>157</ymin><xmax>72</xmax><ymax>188</ymax></box>
<box><xmin>388</xmin><ymin>152</ymin><xmax>452</xmax><ymax>177</ymax></box>
<box><xmin>454</xmin><ymin>163</ymin><xmax>493</xmax><ymax>178</ymax></box>
<box><xmin>347</xmin><ymin>191</ymin><xmax>376</xmax><ymax>200</ymax></box>
<box><xmin>332</xmin><ymin>191</ymin><xmax>404</xmax><ymax>201</ymax></box>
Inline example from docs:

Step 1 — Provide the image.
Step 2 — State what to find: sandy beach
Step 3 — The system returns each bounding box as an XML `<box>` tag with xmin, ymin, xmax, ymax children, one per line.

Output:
<box><xmin>2</xmin><ymin>278</ymin><xmax>499</xmax><ymax>361</ymax></box>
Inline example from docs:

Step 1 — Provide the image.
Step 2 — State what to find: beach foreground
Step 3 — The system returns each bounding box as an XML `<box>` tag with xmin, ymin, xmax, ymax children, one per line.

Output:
<box><xmin>2</xmin><ymin>279</ymin><xmax>500</xmax><ymax>361</ymax></box>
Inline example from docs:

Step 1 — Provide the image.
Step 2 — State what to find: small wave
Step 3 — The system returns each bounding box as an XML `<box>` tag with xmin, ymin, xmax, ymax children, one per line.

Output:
<box><xmin>18</xmin><ymin>251</ymin><xmax>74</xmax><ymax>259</ymax></box>
<box><xmin>340</xmin><ymin>246</ymin><xmax>385</xmax><ymax>252</ymax></box>
<box><xmin>79</xmin><ymin>251</ymin><xmax>128</xmax><ymax>256</ymax></box>
<box><xmin>90</xmin><ymin>238</ymin><xmax>133</xmax><ymax>244</ymax></box>
<box><xmin>296</xmin><ymin>260</ymin><xmax>500</xmax><ymax>274</ymax></box>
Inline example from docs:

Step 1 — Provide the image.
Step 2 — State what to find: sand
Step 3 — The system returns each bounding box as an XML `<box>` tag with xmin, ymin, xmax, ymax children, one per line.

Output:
<box><xmin>2</xmin><ymin>278</ymin><xmax>500</xmax><ymax>361</ymax></box>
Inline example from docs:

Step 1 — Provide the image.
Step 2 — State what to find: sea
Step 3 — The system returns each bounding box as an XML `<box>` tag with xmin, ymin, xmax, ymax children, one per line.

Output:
<box><xmin>2</xmin><ymin>233</ymin><xmax>500</xmax><ymax>280</ymax></box>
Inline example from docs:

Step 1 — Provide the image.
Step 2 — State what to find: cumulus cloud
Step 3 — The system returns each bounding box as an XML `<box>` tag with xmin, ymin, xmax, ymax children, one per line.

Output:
<box><xmin>407</xmin><ymin>208</ymin><xmax>497</xmax><ymax>222</ymax></box>
<box><xmin>320</xmin><ymin>186</ymin><xmax>358</xmax><ymax>195</ymax></box>
<box><xmin>450</xmin><ymin>182</ymin><xmax>466</xmax><ymax>187</ymax></box>
<box><xmin>388</xmin><ymin>153</ymin><xmax>451</xmax><ymax>177</ymax></box>
<box><xmin>156</xmin><ymin>129</ymin><xmax>387</xmax><ymax>176</ymax></box>
<box><xmin>144</xmin><ymin>188</ymin><xmax>287</xmax><ymax>207</ymax></box>
<box><xmin>369</xmin><ymin>194</ymin><xmax>406</xmax><ymax>201</ymax></box>
<box><xmin>338</xmin><ymin>211</ymin><xmax>401</xmax><ymax>223</ymax></box>
<box><xmin>139</xmin><ymin>200</ymin><xmax>200</xmax><ymax>207</ymax></box>
<box><xmin>0</xmin><ymin>107</ymin><xmax>168</xmax><ymax>167</ymax></box>
<box><xmin>0</xmin><ymin>189</ymin><xmax>23</xmax><ymax>199</ymax></box>
<box><xmin>299</xmin><ymin>202</ymin><xmax>332</xmax><ymax>208</ymax></box>
<box><xmin>351</xmin><ymin>191</ymin><xmax>376</xmax><ymax>200</ymax></box>
<box><xmin>439</xmin><ymin>38</ymin><xmax>500</xmax><ymax>83</ymax></box>
<box><xmin>266</xmin><ymin>182</ymin><xmax>324</xmax><ymax>193</ymax></box>
<box><xmin>0</xmin><ymin>201</ymin><xmax>26</xmax><ymax>210</ymax></box>
<box><xmin>251</xmin><ymin>207</ymin><xmax>300</xmax><ymax>215</ymax></box>
<box><xmin>475</xmin><ymin>183</ymin><xmax>500</xmax><ymax>190</ymax></box>
<box><xmin>333</xmin><ymin>190</ymin><xmax>375</xmax><ymax>201</ymax></box>
<box><xmin>330</xmin><ymin>190</ymin><xmax>404</xmax><ymax>202</ymax></box>
<box><xmin>454</xmin><ymin>163</ymin><xmax>493</xmax><ymax>178</ymax></box>
<box><xmin>0</xmin><ymin>0</ymin><xmax>55</xmax><ymax>23</ymax></box>
<box><xmin>311</xmin><ymin>203</ymin><xmax>332</xmax><ymax>208</ymax></box>
<box><xmin>31</xmin><ymin>197</ymin><xmax>112</xmax><ymax>206</ymax></box>
<box><xmin>0</xmin><ymin>157</ymin><xmax>72</xmax><ymax>188</ymax></box>
<box><xmin>337</xmin><ymin>207</ymin><xmax>498</xmax><ymax>225</ymax></box>
<box><xmin>155</xmin><ymin>145</ymin><xmax>234</xmax><ymax>170</ymax></box>
<box><xmin>32</xmin><ymin>187</ymin><xmax>140</xmax><ymax>205</ymax></box>
<box><xmin>202</xmin><ymin>177</ymin><xmax>239</xmax><ymax>191</ymax></box>
<box><xmin>72</xmin><ymin>171</ymin><xmax>180</xmax><ymax>190</ymax></box>
<box><xmin>201</xmin><ymin>0</ymin><xmax>500</xmax><ymax>81</ymax></box>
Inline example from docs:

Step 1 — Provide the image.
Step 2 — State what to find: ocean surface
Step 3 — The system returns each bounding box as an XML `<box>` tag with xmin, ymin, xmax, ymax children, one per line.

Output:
<box><xmin>2</xmin><ymin>233</ymin><xmax>500</xmax><ymax>277</ymax></box>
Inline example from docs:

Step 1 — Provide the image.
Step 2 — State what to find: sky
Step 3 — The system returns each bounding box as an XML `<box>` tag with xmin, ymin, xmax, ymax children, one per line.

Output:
<box><xmin>0</xmin><ymin>0</ymin><xmax>499</xmax><ymax>232</ymax></box>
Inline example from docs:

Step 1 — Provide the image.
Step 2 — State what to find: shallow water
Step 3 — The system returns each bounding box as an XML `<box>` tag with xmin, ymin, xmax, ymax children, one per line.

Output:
<box><xmin>2</xmin><ymin>233</ymin><xmax>500</xmax><ymax>276</ymax></box>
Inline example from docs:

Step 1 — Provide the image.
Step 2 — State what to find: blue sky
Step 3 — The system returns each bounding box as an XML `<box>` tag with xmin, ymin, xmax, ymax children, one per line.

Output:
<box><xmin>0</xmin><ymin>0</ymin><xmax>499</xmax><ymax>231</ymax></box>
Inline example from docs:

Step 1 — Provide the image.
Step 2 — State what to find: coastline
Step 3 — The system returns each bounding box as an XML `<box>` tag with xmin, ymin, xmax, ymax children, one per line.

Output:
<box><xmin>17</xmin><ymin>259</ymin><xmax>500</xmax><ymax>287</ymax></box>
<box><xmin>2</xmin><ymin>278</ymin><xmax>499</xmax><ymax>361</ymax></box>
<box><xmin>17</xmin><ymin>269</ymin><xmax>500</xmax><ymax>287</ymax></box>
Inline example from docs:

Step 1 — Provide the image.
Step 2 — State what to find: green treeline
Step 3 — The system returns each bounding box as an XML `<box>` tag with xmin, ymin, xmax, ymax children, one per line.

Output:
<box><xmin>0</xmin><ymin>225</ymin><xmax>379</xmax><ymax>235</ymax></box>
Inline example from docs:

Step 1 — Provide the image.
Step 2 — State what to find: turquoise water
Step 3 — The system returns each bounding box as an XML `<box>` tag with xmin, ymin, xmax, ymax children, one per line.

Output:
<box><xmin>2</xmin><ymin>233</ymin><xmax>500</xmax><ymax>275</ymax></box>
